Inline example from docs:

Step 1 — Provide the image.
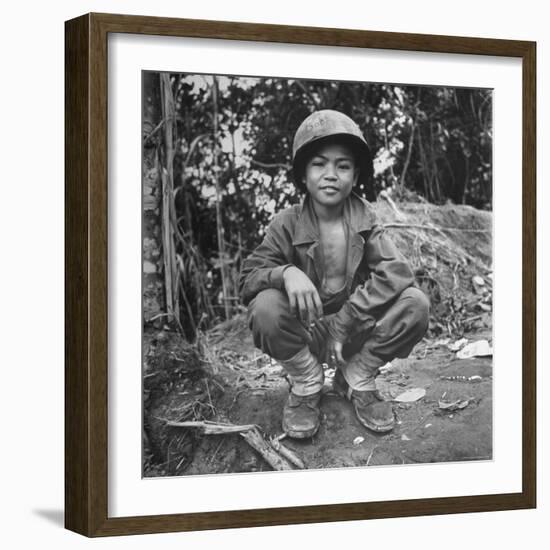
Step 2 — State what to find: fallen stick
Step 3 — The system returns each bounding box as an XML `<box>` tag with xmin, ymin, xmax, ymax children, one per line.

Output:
<box><xmin>165</xmin><ymin>420</ymin><xmax>257</xmax><ymax>435</ymax></box>
<box><xmin>379</xmin><ymin>190</ymin><xmax>406</xmax><ymax>221</ymax></box>
<box><xmin>270</xmin><ymin>438</ymin><xmax>306</xmax><ymax>469</ymax></box>
<box><xmin>366</xmin><ymin>446</ymin><xmax>378</xmax><ymax>466</ymax></box>
<box><xmin>240</xmin><ymin>428</ymin><xmax>294</xmax><ymax>471</ymax></box>
<box><xmin>383</xmin><ymin>222</ymin><xmax>490</xmax><ymax>234</ymax></box>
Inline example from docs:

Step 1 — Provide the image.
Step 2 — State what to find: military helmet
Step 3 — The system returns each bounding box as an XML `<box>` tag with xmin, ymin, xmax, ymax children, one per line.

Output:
<box><xmin>292</xmin><ymin>109</ymin><xmax>373</xmax><ymax>190</ymax></box>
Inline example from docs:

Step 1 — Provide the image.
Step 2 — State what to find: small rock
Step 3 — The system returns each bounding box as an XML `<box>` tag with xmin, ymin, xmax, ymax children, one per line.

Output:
<box><xmin>401</xmin><ymin>434</ymin><xmax>411</xmax><ymax>441</ymax></box>
<box><xmin>353</xmin><ymin>436</ymin><xmax>365</xmax><ymax>446</ymax></box>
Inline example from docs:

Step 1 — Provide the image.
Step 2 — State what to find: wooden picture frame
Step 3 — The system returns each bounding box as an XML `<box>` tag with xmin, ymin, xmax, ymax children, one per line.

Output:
<box><xmin>65</xmin><ymin>12</ymin><xmax>536</xmax><ymax>537</ymax></box>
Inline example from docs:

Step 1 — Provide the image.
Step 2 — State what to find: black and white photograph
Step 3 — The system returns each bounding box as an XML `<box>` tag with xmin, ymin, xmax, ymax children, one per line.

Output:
<box><xmin>142</xmin><ymin>71</ymin><xmax>493</xmax><ymax>477</ymax></box>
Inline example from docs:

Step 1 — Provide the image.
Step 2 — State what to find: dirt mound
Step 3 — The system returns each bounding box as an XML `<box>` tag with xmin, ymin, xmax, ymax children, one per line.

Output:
<box><xmin>143</xmin><ymin>201</ymin><xmax>493</xmax><ymax>477</ymax></box>
<box><xmin>375</xmin><ymin>197</ymin><xmax>492</xmax><ymax>337</ymax></box>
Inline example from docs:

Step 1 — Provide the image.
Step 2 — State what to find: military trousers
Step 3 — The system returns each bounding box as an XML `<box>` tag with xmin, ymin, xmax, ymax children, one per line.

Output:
<box><xmin>248</xmin><ymin>286</ymin><xmax>430</xmax><ymax>390</ymax></box>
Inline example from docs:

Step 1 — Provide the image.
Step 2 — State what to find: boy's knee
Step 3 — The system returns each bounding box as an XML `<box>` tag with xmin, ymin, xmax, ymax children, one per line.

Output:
<box><xmin>400</xmin><ymin>287</ymin><xmax>430</xmax><ymax>331</ymax></box>
<box><xmin>248</xmin><ymin>289</ymin><xmax>290</xmax><ymax>336</ymax></box>
<box><xmin>248</xmin><ymin>289</ymin><xmax>307</xmax><ymax>360</ymax></box>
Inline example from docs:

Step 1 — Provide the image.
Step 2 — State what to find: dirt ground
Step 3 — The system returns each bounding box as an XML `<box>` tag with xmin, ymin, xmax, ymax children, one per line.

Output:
<box><xmin>143</xmin><ymin>321</ymin><xmax>492</xmax><ymax>477</ymax></box>
<box><xmin>143</xmin><ymin>201</ymin><xmax>493</xmax><ymax>477</ymax></box>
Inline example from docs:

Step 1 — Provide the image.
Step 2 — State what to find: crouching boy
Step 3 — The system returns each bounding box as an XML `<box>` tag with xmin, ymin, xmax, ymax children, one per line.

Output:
<box><xmin>239</xmin><ymin>110</ymin><xmax>429</xmax><ymax>439</ymax></box>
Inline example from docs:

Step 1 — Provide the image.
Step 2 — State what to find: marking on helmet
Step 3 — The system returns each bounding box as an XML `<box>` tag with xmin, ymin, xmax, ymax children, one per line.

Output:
<box><xmin>306</xmin><ymin>114</ymin><xmax>326</xmax><ymax>133</ymax></box>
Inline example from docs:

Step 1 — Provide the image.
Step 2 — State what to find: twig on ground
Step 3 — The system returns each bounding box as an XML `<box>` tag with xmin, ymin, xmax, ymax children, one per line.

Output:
<box><xmin>379</xmin><ymin>190</ymin><xmax>406</xmax><ymax>221</ymax></box>
<box><xmin>240</xmin><ymin>428</ymin><xmax>294</xmax><ymax>471</ymax></box>
<box><xmin>204</xmin><ymin>379</ymin><xmax>215</xmax><ymax>415</ymax></box>
<box><xmin>175</xmin><ymin>455</ymin><xmax>187</xmax><ymax>472</ymax></box>
<box><xmin>383</xmin><ymin>222</ymin><xmax>490</xmax><ymax>234</ymax></box>
<box><xmin>270</xmin><ymin>438</ymin><xmax>306</xmax><ymax>469</ymax></box>
<box><xmin>208</xmin><ymin>439</ymin><xmax>226</xmax><ymax>466</ymax></box>
<box><xmin>210</xmin><ymin>379</ymin><xmax>226</xmax><ymax>393</ymax></box>
<box><xmin>165</xmin><ymin>420</ymin><xmax>258</xmax><ymax>434</ymax></box>
<box><xmin>366</xmin><ymin>446</ymin><xmax>378</xmax><ymax>466</ymax></box>
<box><xmin>228</xmin><ymin>389</ymin><xmax>247</xmax><ymax>411</ymax></box>
<box><xmin>461</xmin><ymin>314</ymin><xmax>484</xmax><ymax>324</ymax></box>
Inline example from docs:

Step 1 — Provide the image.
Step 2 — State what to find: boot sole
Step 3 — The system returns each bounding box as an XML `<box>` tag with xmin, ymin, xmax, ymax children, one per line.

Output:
<box><xmin>352</xmin><ymin>404</ymin><xmax>395</xmax><ymax>433</ymax></box>
<box><xmin>282</xmin><ymin>421</ymin><xmax>320</xmax><ymax>439</ymax></box>
<box><xmin>334</xmin><ymin>380</ymin><xmax>394</xmax><ymax>433</ymax></box>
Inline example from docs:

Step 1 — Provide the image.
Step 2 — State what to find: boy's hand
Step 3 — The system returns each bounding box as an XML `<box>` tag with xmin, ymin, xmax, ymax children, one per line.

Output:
<box><xmin>328</xmin><ymin>338</ymin><xmax>345</xmax><ymax>366</ymax></box>
<box><xmin>324</xmin><ymin>312</ymin><xmax>348</xmax><ymax>366</ymax></box>
<box><xmin>283</xmin><ymin>266</ymin><xmax>323</xmax><ymax>324</ymax></box>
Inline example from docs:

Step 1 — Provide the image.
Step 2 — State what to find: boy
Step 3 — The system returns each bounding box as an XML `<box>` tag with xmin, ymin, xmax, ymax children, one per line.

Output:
<box><xmin>239</xmin><ymin>110</ymin><xmax>429</xmax><ymax>439</ymax></box>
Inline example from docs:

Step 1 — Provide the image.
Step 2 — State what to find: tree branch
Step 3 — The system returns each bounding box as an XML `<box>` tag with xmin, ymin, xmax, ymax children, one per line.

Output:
<box><xmin>251</xmin><ymin>159</ymin><xmax>291</xmax><ymax>171</ymax></box>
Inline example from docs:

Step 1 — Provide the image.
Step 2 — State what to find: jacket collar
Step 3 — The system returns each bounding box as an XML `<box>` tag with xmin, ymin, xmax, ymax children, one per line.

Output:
<box><xmin>292</xmin><ymin>192</ymin><xmax>376</xmax><ymax>246</ymax></box>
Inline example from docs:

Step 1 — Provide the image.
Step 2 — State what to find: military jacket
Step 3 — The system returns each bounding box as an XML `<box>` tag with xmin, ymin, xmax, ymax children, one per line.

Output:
<box><xmin>239</xmin><ymin>193</ymin><xmax>415</xmax><ymax>342</ymax></box>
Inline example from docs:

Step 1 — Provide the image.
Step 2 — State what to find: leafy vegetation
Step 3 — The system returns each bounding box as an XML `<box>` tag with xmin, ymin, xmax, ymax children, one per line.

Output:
<box><xmin>142</xmin><ymin>72</ymin><xmax>492</xmax><ymax>337</ymax></box>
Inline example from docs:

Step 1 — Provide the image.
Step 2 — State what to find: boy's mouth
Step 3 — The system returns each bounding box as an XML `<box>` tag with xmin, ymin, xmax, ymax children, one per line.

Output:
<box><xmin>320</xmin><ymin>185</ymin><xmax>340</xmax><ymax>193</ymax></box>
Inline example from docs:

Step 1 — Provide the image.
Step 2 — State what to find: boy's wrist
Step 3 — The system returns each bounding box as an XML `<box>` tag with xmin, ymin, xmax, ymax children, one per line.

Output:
<box><xmin>269</xmin><ymin>264</ymin><xmax>294</xmax><ymax>290</ymax></box>
<box><xmin>328</xmin><ymin>302</ymin><xmax>355</xmax><ymax>343</ymax></box>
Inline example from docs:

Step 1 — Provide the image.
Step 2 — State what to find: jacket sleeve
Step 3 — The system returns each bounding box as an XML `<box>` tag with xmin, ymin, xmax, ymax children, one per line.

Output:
<box><xmin>328</xmin><ymin>225</ymin><xmax>415</xmax><ymax>342</ymax></box>
<box><xmin>238</xmin><ymin>215</ymin><xmax>293</xmax><ymax>306</ymax></box>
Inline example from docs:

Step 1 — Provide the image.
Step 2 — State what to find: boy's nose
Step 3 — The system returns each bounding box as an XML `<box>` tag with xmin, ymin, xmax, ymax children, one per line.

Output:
<box><xmin>324</xmin><ymin>164</ymin><xmax>337</xmax><ymax>179</ymax></box>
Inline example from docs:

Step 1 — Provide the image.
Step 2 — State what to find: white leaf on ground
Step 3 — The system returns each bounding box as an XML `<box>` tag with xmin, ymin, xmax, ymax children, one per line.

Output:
<box><xmin>448</xmin><ymin>338</ymin><xmax>468</xmax><ymax>352</ymax></box>
<box><xmin>378</xmin><ymin>362</ymin><xmax>393</xmax><ymax>373</ymax></box>
<box><xmin>394</xmin><ymin>387</ymin><xmax>426</xmax><ymax>402</ymax></box>
<box><xmin>433</xmin><ymin>338</ymin><xmax>451</xmax><ymax>347</ymax></box>
<box><xmin>456</xmin><ymin>340</ymin><xmax>493</xmax><ymax>359</ymax></box>
<box><xmin>353</xmin><ymin>436</ymin><xmax>365</xmax><ymax>446</ymax></box>
<box><xmin>472</xmin><ymin>275</ymin><xmax>485</xmax><ymax>286</ymax></box>
<box><xmin>438</xmin><ymin>398</ymin><xmax>470</xmax><ymax>411</ymax></box>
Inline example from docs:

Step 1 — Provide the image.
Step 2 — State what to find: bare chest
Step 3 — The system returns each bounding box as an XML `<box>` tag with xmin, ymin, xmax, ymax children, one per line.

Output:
<box><xmin>318</xmin><ymin>220</ymin><xmax>348</xmax><ymax>292</ymax></box>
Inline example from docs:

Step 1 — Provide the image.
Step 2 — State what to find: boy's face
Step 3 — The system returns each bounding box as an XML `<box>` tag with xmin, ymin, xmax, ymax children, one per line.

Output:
<box><xmin>303</xmin><ymin>142</ymin><xmax>358</xmax><ymax>209</ymax></box>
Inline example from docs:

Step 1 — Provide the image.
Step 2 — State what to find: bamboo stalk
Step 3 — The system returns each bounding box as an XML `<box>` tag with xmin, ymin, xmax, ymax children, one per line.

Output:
<box><xmin>400</xmin><ymin>119</ymin><xmax>416</xmax><ymax>191</ymax></box>
<box><xmin>159</xmin><ymin>73</ymin><xmax>180</xmax><ymax>325</ymax></box>
<box><xmin>211</xmin><ymin>75</ymin><xmax>230</xmax><ymax>319</ymax></box>
<box><xmin>160</xmin><ymin>163</ymin><xmax>175</xmax><ymax>323</ymax></box>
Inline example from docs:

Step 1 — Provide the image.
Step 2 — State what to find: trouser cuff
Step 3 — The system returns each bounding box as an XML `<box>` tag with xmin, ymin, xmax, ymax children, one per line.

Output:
<box><xmin>340</xmin><ymin>348</ymin><xmax>384</xmax><ymax>391</ymax></box>
<box><xmin>340</xmin><ymin>364</ymin><xmax>377</xmax><ymax>391</ymax></box>
<box><xmin>279</xmin><ymin>346</ymin><xmax>324</xmax><ymax>396</ymax></box>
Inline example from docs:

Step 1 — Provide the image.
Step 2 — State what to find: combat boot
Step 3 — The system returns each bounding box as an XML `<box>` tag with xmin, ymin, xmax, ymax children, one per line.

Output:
<box><xmin>333</xmin><ymin>369</ymin><xmax>395</xmax><ymax>433</ymax></box>
<box><xmin>279</xmin><ymin>346</ymin><xmax>324</xmax><ymax>439</ymax></box>
<box><xmin>282</xmin><ymin>391</ymin><xmax>322</xmax><ymax>439</ymax></box>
